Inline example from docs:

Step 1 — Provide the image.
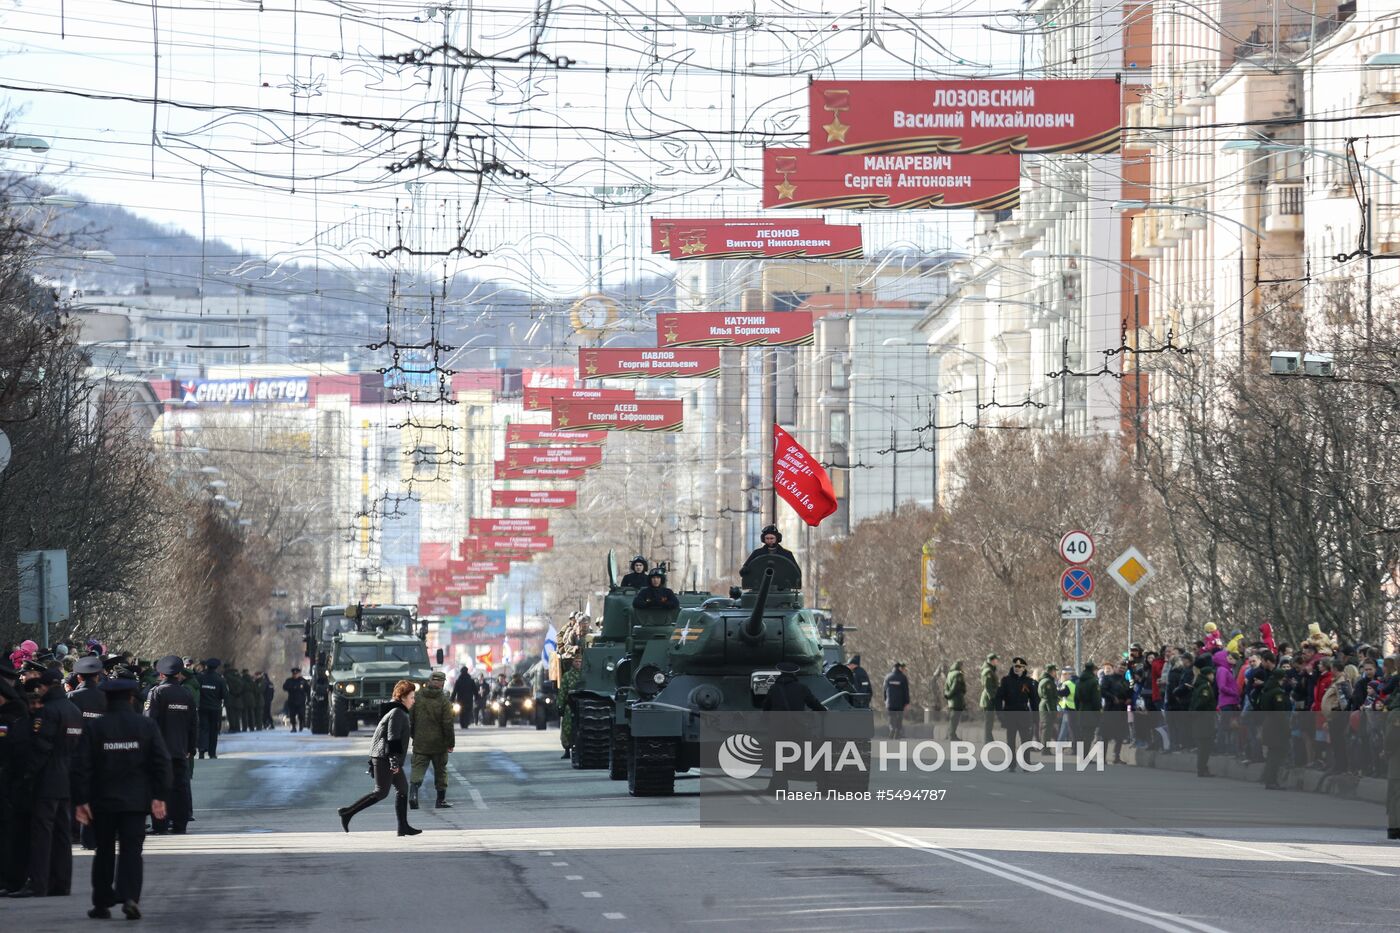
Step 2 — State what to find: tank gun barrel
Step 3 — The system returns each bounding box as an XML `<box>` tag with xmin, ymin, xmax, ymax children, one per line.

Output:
<box><xmin>741</xmin><ymin>568</ymin><xmax>773</xmax><ymax>644</ymax></box>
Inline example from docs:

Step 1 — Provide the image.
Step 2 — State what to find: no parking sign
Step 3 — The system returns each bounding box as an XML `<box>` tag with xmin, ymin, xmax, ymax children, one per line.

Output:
<box><xmin>1060</xmin><ymin>567</ymin><xmax>1094</xmax><ymax>600</ymax></box>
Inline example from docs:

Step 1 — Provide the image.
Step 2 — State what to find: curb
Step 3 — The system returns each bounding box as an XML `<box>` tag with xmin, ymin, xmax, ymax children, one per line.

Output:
<box><xmin>1134</xmin><ymin>747</ymin><xmax>1387</xmax><ymax>805</ymax></box>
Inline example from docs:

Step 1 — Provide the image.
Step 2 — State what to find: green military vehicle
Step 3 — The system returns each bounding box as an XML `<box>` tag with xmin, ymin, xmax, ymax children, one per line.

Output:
<box><xmin>298</xmin><ymin>603</ymin><xmax>432</xmax><ymax>737</ymax></box>
<box><xmin>615</xmin><ymin>553</ymin><xmax>872</xmax><ymax>796</ymax></box>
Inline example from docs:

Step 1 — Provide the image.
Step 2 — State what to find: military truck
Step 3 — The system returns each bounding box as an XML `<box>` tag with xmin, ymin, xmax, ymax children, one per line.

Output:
<box><xmin>298</xmin><ymin>604</ymin><xmax>433</xmax><ymax>737</ymax></box>
<box><xmin>615</xmin><ymin>553</ymin><xmax>872</xmax><ymax>796</ymax></box>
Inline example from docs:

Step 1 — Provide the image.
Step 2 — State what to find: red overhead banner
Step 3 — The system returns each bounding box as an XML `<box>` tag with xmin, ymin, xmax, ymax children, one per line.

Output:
<box><xmin>480</xmin><ymin>535</ymin><xmax>554</xmax><ymax>553</ymax></box>
<box><xmin>667</xmin><ymin>220</ymin><xmax>863</xmax><ymax>261</ymax></box>
<box><xmin>420</xmin><ymin>595</ymin><xmax>464</xmax><ymax>616</ymax></box>
<box><xmin>452</xmin><ymin>558</ymin><xmax>512</xmax><ymax>575</ymax></box>
<box><xmin>492</xmin><ymin>488</ymin><xmax>579</xmax><ymax>509</ymax></box>
<box><xmin>495</xmin><ymin>487</ymin><xmax>576</xmax><ymax>509</ymax></box>
<box><xmin>657</xmin><ymin>311</ymin><xmax>814</xmax><ymax>349</ymax></box>
<box><xmin>651</xmin><ymin>217</ymin><xmax>769</xmax><ymax>254</ymax></box>
<box><xmin>503</xmin><ymin>447</ymin><xmax>605</xmax><ymax>470</ymax></box>
<box><xmin>551</xmin><ymin>398</ymin><xmax>684</xmax><ymax>433</ymax></box>
<box><xmin>505</xmin><ymin>424</ymin><xmax>607</xmax><ymax>446</ymax></box>
<box><xmin>579</xmin><ymin>348</ymin><xmax>722</xmax><ymax>379</ymax></box>
<box><xmin>763</xmin><ymin>148</ymin><xmax>1020</xmax><ymax>211</ymax></box>
<box><xmin>524</xmin><ymin>386</ymin><xmax>635</xmax><ymax>412</ymax></box>
<box><xmin>773</xmin><ymin>424</ymin><xmax>838</xmax><ymax>527</ymax></box>
<box><xmin>494</xmin><ymin>461</ymin><xmax>590</xmax><ymax>480</ymax></box>
<box><xmin>807</xmin><ymin>79</ymin><xmax>1122</xmax><ymax>156</ymax></box>
<box><xmin>470</xmin><ymin>518</ymin><xmax>550</xmax><ymax>536</ymax></box>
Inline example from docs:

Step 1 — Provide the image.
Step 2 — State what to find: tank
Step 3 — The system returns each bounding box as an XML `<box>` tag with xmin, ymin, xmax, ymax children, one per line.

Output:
<box><xmin>570</xmin><ymin>551</ymin><xmax>712</xmax><ymax>772</ymax></box>
<box><xmin>297</xmin><ymin>604</ymin><xmax>432</xmax><ymax>737</ymax></box>
<box><xmin>616</xmin><ymin>553</ymin><xmax>872</xmax><ymax>796</ymax></box>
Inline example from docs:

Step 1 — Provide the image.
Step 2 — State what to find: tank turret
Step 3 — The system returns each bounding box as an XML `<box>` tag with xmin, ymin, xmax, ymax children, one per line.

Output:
<box><xmin>739</xmin><ymin>568</ymin><xmax>772</xmax><ymax>645</ymax></box>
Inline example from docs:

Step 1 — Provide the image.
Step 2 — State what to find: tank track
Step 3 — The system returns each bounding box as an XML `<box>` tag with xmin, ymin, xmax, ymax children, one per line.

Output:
<box><xmin>571</xmin><ymin>698</ymin><xmax>612</xmax><ymax>770</ymax></box>
<box><xmin>627</xmin><ymin>736</ymin><xmax>677</xmax><ymax>797</ymax></box>
<box><xmin>608</xmin><ymin>724</ymin><xmax>630</xmax><ymax>781</ymax></box>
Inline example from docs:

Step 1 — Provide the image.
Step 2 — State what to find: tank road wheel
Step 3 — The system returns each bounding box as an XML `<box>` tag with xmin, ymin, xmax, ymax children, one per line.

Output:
<box><xmin>627</xmin><ymin>736</ymin><xmax>677</xmax><ymax>797</ymax></box>
<box><xmin>310</xmin><ymin>696</ymin><xmax>330</xmax><ymax>735</ymax></box>
<box><xmin>608</xmin><ymin>725</ymin><xmax>631</xmax><ymax>781</ymax></box>
<box><xmin>573</xmin><ymin>698</ymin><xmax>612</xmax><ymax>770</ymax></box>
<box><xmin>330</xmin><ymin>697</ymin><xmax>351</xmax><ymax>737</ymax></box>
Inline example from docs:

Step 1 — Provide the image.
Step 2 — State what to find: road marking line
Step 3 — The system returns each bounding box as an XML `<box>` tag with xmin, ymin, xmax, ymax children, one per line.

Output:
<box><xmin>551</xmin><ymin>861</ymin><xmax>569</xmax><ymax>866</ymax></box>
<box><xmin>566</xmin><ymin>875</ymin><xmax>583</xmax><ymax>881</ymax></box>
<box><xmin>859</xmin><ymin>828</ymin><xmax>1230</xmax><ymax>933</ymax></box>
<box><xmin>539</xmin><ymin>850</ymin><xmax>554</xmax><ymax>856</ymax></box>
<box><xmin>603</xmin><ymin>913</ymin><xmax>626</xmax><ymax>920</ymax></box>
<box><xmin>469</xmin><ymin>789</ymin><xmax>487</xmax><ymax>810</ymax></box>
<box><xmin>1205</xmin><ymin>840</ymin><xmax>1391</xmax><ymax>877</ymax></box>
<box><xmin>582</xmin><ymin>891</ymin><xmax>602</xmax><ymax>898</ymax></box>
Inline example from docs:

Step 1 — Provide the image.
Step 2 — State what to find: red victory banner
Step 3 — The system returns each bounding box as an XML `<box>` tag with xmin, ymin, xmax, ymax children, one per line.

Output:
<box><xmin>480</xmin><ymin>535</ymin><xmax>554</xmax><ymax>554</ymax></box>
<box><xmin>668</xmin><ymin>220</ymin><xmax>863</xmax><ymax>261</ymax></box>
<box><xmin>494</xmin><ymin>461</ymin><xmax>590</xmax><ymax>480</ymax></box>
<box><xmin>651</xmin><ymin>217</ymin><xmax>770</xmax><ymax>254</ymax></box>
<box><xmin>763</xmin><ymin>148</ymin><xmax>1020</xmax><ymax>211</ymax></box>
<box><xmin>524</xmin><ymin>386</ymin><xmax>635</xmax><ymax>412</ymax></box>
<box><xmin>657</xmin><ymin>311</ymin><xmax>814</xmax><ymax>349</ymax></box>
<box><xmin>461</xmin><ymin>559</ymin><xmax>512</xmax><ymax>575</ymax></box>
<box><xmin>579</xmin><ymin>348</ymin><xmax>722</xmax><ymax>380</ymax></box>
<box><xmin>807</xmin><ymin>79</ymin><xmax>1121</xmax><ymax>156</ymax></box>
<box><xmin>420</xmin><ymin>594</ymin><xmax>464</xmax><ymax>617</ymax></box>
<box><xmin>503</xmin><ymin>447</ymin><xmax>605</xmax><ymax>470</ymax></box>
<box><xmin>492</xmin><ymin>488</ymin><xmax>579</xmax><ymax>509</ymax></box>
<box><xmin>470</xmin><ymin>517</ymin><xmax>550</xmax><ymax>536</ymax></box>
<box><xmin>505</xmin><ymin>424</ymin><xmax>607</xmax><ymax>446</ymax></box>
<box><xmin>551</xmin><ymin>398</ymin><xmax>684</xmax><ymax>433</ymax></box>
<box><xmin>773</xmin><ymin>424</ymin><xmax>838</xmax><ymax>527</ymax></box>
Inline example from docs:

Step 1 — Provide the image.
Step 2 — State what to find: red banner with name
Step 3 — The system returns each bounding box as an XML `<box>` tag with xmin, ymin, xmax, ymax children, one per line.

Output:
<box><xmin>505</xmin><ymin>424</ymin><xmax>607</xmax><ymax>446</ymax></box>
<box><xmin>494</xmin><ymin>461</ymin><xmax>590</xmax><ymax>480</ymax></box>
<box><xmin>807</xmin><ymin>79</ymin><xmax>1121</xmax><ymax>156</ymax></box>
<box><xmin>420</xmin><ymin>594</ymin><xmax>464</xmax><ymax>616</ymax></box>
<box><xmin>451</xmin><ymin>558</ymin><xmax>512</xmax><ymax>575</ymax></box>
<box><xmin>470</xmin><ymin>518</ymin><xmax>550</xmax><ymax>536</ymax></box>
<box><xmin>502</xmin><ymin>447</ymin><xmax>605</xmax><ymax>470</ymax></box>
<box><xmin>491</xmin><ymin>488</ymin><xmax>579</xmax><ymax>509</ymax></box>
<box><xmin>774</xmin><ymin>424</ymin><xmax>838</xmax><ymax>527</ymax></box>
<box><xmin>524</xmin><ymin>386</ymin><xmax>635</xmax><ymax>412</ymax></box>
<box><xmin>551</xmin><ymin>398</ymin><xmax>684</xmax><ymax>433</ymax></box>
<box><xmin>480</xmin><ymin>535</ymin><xmax>553</xmax><ymax>554</ymax></box>
<box><xmin>668</xmin><ymin>219</ymin><xmax>863</xmax><ymax>261</ymax></box>
<box><xmin>657</xmin><ymin>311</ymin><xmax>814</xmax><ymax>349</ymax></box>
<box><xmin>763</xmin><ymin>148</ymin><xmax>1020</xmax><ymax>211</ymax></box>
<box><xmin>428</xmin><ymin>571</ymin><xmax>494</xmax><ymax>593</ymax></box>
<box><xmin>651</xmin><ymin>217</ymin><xmax>770</xmax><ymax>254</ymax></box>
<box><xmin>579</xmin><ymin>348</ymin><xmax>722</xmax><ymax>379</ymax></box>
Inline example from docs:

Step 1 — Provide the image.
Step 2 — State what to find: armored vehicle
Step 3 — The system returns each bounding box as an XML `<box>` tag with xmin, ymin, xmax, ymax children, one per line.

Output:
<box><xmin>616</xmin><ymin>554</ymin><xmax>872</xmax><ymax>796</ymax></box>
<box><xmin>524</xmin><ymin>659</ymin><xmax>557</xmax><ymax>729</ymax></box>
<box><xmin>299</xmin><ymin>604</ymin><xmax>432</xmax><ymax>736</ymax></box>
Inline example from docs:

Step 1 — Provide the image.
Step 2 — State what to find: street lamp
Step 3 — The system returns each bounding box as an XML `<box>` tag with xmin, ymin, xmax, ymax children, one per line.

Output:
<box><xmin>31</xmin><ymin>249</ymin><xmax>116</xmax><ymax>264</ymax></box>
<box><xmin>1109</xmin><ymin>200</ymin><xmax>1264</xmax><ymax>239</ymax></box>
<box><xmin>0</xmin><ymin>135</ymin><xmax>51</xmax><ymax>152</ymax></box>
<box><xmin>12</xmin><ymin>194</ymin><xmax>82</xmax><ymax>208</ymax></box>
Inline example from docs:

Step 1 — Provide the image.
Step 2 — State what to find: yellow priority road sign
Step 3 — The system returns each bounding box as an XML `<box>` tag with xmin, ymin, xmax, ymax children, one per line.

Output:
<box><xmin>1107</xmin><ymin>546</ymin><xmax>1155</xmax><ymax>596</ymax></box>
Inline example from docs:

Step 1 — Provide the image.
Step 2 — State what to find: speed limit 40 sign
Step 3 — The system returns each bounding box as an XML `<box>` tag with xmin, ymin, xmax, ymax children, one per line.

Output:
<box><xmin>1059</xmin><ymin>530</ymin><xmax>1094</xmax><ymax>565</ymax></box>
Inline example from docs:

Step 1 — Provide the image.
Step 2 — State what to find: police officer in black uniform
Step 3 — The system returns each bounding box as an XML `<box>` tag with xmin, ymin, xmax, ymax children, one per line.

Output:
<box><xmin>6</xmin><ymin>668</ymin><xmax>82</xmax><ymax>898</ymax></box>
<box><xmin>68</xmin><ymin>656</ymin><xmax>106</xmax><ymax>851</ymax></box>
<box><xmin>196</xmin><ymin>659</ymin><xmax>228</xmax><ymax>759</ymax></box>
<box><xmin>282</xmin><ymin>668</ymin><xmax>310</xmax><ymax>732</ymax></box>
<box><xmin>0</xmin><ymin>655</ymin><xmax>31</xmax><ymax>896</ymax></box>
<box><xmin>73</xmin><ymin>674</ymin><xmax>173</xmax><ymax>921</ymax></box>
<box><xmin>146</xmin><ymin>656</ymin><xmax>198</xmax><ymax>834</ymax></box>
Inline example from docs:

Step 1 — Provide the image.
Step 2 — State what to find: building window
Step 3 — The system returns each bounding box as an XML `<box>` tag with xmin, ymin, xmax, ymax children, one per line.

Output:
<box><xmin>829</xmin><ymin>410</ymin><xmax>849</xmax><ymax>447</ymax></box>
<box><xmin>830</xmin><ymin>360</ymin><xmax>848</xmax><ymax>390</ymax></box>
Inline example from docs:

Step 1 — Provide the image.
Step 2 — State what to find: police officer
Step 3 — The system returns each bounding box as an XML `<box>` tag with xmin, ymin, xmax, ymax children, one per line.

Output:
<box><xmin>283</xmin><ymin>668</ymin><xmax>310</xmax><ymax>732</ymax></box>
<box><xmin>7</xmin><ymin>668</ymin><xmax>83</xmax><ymax>898</ymax></box>
<box><xmin>146</xmin><ymin>656</ymin><xmax>198</xmax><ymax>834</ymax></box>
<box><xmin>0</xmin><ymin>655</ymin><xmax>32</xmax><ymax>896</ymax></box>
<box><xmin>620</xmin><ymin>556</ymin><xmax>651</xmax><ymax>588</ymax></box>
<box><xmin>224</xmin><ymin>666</ymin><xmax>244</xmax><ymax>734</ymax></box>
<box><xmin>197</xmin><ymin>659</ymin><xmax>227</xmax><ymax>758</ymax></box>
<box><xmin>73</xmin><ymin>674</ymin><xmax>173</xmax><ymax>921</ymax></box>
<box><xmin>633</xmin><ymin>568</ymin><xmax>680</xmax><ymax>610</ymax></box>
<box><xmin>69</xmin><ymin>656</ymin><xmax>107</xmax><ymax>722</ymax></box>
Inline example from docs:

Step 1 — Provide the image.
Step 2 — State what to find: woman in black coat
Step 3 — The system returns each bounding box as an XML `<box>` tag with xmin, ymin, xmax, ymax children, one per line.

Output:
<box><xmin>338</xmin><ymin>681</ymin><xmax>421</xmax><ymax>836</ymax></box>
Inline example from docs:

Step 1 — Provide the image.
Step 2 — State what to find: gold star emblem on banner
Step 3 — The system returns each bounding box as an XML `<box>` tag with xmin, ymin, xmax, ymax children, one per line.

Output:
<box><xmin>584</xmin><ymin>359</ymin><xmax>598</xmax><ymax>375</ymax></box>
<box><xmin>663</xmin><ymin>321</ymin><xmax>680</xmax><ymax>343</ymax></box>
<box><xmin>508</xmin><ymin>455</ymin><xmax>519</xmax><ymax>468</ymax></box>
<box><xmin>823</xmin><ymin>114</ymin><xmax>849</xmax><ymax>143</ymax></box>
<box><xmin>556</xmin><ymin>410</ymin><xmax>571</xmax><ymax>427</ymax></box>
<box><xmin>775</xmin><ymin>179</ymin><xmax>797</xmax><ymax>200</ymax></box>
<box><xmin>680</xmin><ymin>240</ymin><xmax>704</xmax><ymax>255</ymax></box>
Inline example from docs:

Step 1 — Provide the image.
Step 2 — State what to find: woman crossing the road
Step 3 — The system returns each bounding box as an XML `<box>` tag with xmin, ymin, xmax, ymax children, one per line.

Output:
<box><xmin>337</xmin><ymin>681</ymin><xmax>422</xmax><ymax>837</ymax></box>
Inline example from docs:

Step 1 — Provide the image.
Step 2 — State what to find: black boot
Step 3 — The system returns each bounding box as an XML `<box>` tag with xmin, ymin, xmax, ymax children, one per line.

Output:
<box><xmin>338</xmin><ymin>793</ymin><xmax>377</xmax><ymax>832</ymax></box>
<box><xmin>396</xmin><ymin>795</ymin><xmax>422</xmax><ymax>837</ymax></box>
<box><xmin>435</xmin><ymin>789</ymin><xmax>452</xmax><ymax>809</ymax></box>
<box><xmin>409</xmin><ymin>782</ymin><xmax>421</xmax><ymax>810</ymax></box>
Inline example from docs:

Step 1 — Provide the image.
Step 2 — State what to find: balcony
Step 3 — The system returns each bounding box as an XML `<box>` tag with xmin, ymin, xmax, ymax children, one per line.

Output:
<box><xmin>1263</xmin><ymin>182</ymin><xmax>1304</xmax><ymax>234</ymax></box>
<box><xmin>1130</xmin><ymin>212</ymin><xmax>1163</xmax><ymax>258</ymax></box>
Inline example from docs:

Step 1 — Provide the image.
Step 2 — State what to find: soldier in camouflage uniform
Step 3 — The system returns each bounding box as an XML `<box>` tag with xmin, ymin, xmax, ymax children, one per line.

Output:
<box><xmin>558</xmin><ymin>652</ymin><xmax>582</xmax><ymax>759</ymax></box>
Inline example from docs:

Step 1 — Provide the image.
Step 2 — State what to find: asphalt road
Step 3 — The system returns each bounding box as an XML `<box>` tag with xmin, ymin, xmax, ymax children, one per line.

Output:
<box><xmin>7</xmin><ymin>724</ymin><xmax>1398</xmax><ymax>932</ymax></box>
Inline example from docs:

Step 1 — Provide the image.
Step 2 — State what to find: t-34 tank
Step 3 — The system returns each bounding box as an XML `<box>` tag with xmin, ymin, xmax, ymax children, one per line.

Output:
<box><xmin>569</xmin><ymin>552</ymin><xmax>633</xmax><ymax>769</ymax></box>
<box><xmin>619</xmin><ymin>553</ymin><xmax>871</xmax><ymax>796</ymax></box>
